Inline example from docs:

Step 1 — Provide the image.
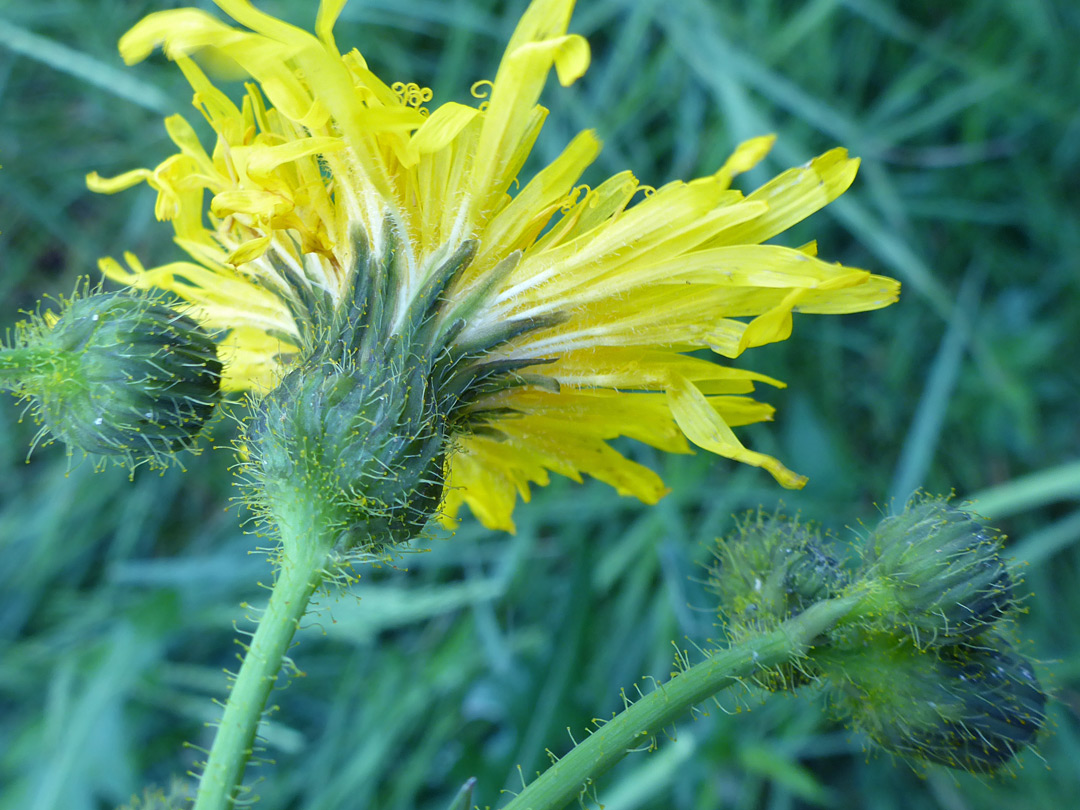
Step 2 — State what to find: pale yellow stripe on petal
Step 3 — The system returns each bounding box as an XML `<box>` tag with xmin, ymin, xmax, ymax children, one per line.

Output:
<box><xmin>435</xmin><ymin>114</ymin><xmax>484</xmax><ymax>244</ymax></box>
<box><xmin>490</xmin><ymin>180</ymin><xmax>726</xmax><ymax>308</ymax></box>
<box><xmin>507</xmin><ymin>239</ymin><xmax>851</xmax><ymax>321</ymax></box>
<box><xmin>666</xmin><ymin>373</ymin><xmax>807</xmax><ymax>488</ymax></box>
<box><xmin>502</xmin><ymin>283</ymin><xmax>750</xmax><ymax>357</ymax></box>
<box><xmin>657</xmin><ymin>245</ymin><xmax>866</xmax><ymax>288</ymax></box>
<box><xmin>86</xmin><ymin>169</ymin><xmax>152</xmax><ymax>194</ymax></box>
<box><xmin>706</xmin><ymin>148</ymin><xmax>860</xmax><ymax>248</ymax></box>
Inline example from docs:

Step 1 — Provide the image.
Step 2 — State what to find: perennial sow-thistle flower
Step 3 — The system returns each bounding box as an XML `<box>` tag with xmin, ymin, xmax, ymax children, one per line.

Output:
<box><xmin>89</xmin><ymin>0</ymin><xmax>900</xmax><ymax>533</ymax></box>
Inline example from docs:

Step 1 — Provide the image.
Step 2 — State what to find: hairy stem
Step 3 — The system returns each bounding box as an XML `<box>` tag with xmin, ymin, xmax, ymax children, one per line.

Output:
<box><xmin>501</xmin><ymin>595</ymin><xmax>861</xmax><ymax>810</ymax></box>
<box><xmin>192</xmin><ymin>526</ymin><xmax>331</xmax><ymax>810</ymax></box>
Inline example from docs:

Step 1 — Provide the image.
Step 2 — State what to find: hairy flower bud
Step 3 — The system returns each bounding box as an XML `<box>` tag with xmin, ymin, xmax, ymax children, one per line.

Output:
<box><xmin>862</xmin><ymin>496</ymin><xmax>1013</xmax><ymax>644</ymax></box>
<box><xmin>242</xmin><ymin>226</ymin><xmax>557</xmax><ymax>553</ymax></box>
<box><xmin>822</xmin><ymin>633</ymin><xmax>1046</xmax><ymax>774</ymax></box>
<box><xmin>247</xmin><ymin>349</ymin><xmax>448</xmax><ymax>552</ymax></box>
<box><xmin>1</xmin><ymin>290</ymin><xmax>221</xmax><ymax>464</ymax></box>
<box><xmin>708</xmin><ymin>508</ymin><xmax>849</xmax><ymax>633</ymax></box>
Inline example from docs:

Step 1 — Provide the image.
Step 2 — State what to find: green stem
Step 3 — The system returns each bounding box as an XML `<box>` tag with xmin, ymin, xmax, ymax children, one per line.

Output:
<box><xmin>501</xmin><ymin>595</ymin><xmax>861</xmax><ymax>810</ymax></box>
<box><xmin>192</xmin><ymin>532</ymin><xmax>331</xmax><ymax>810</ymax></box>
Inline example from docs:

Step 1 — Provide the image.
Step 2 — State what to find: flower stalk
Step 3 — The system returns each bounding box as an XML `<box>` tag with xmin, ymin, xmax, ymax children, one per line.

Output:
<box><xmin>501</xmin><ymin>596</ymin><xmax>862</xmax><ymax>810</ymax></box>
<box><xmin>192</xmin><ymin>500</ymin><xmax>337</xmax><ymax>810</ymax></box>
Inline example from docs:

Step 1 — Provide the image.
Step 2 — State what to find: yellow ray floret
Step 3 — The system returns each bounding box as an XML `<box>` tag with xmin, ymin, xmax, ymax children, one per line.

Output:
<box><xmin>89</xmin><ymin>0</ymin><xmax>901</xmax><ymax>531</ymax></box>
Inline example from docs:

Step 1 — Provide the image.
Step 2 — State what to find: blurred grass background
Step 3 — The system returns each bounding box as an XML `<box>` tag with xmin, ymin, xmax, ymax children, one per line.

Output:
<box><xmin>1</xmin><ymin>0</ymin><xmax>1079</xmax><ymax>808</ymax></box>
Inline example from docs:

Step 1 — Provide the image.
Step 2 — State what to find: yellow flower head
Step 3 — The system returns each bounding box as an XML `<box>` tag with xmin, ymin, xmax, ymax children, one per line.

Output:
<box><xmin>89</xmin><ymin>0</ymin><xmax>899</xmax><ymax>532</ymax></box>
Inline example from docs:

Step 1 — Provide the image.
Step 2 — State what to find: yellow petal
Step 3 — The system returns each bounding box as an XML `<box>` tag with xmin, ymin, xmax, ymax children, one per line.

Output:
<box><xmin>226</xmin><ymin>235</ymin><xmax>272</xmax><ymax>265</ymax></box>
<box><xmin>469</xmin><ymin>2</ymin><xmax>589</xmax><ymax>225</ymax></box>
<box><xmin>403</xmin><ymin>102</ymin><xmax>480</xmax><ymax>166</ymax></box>
<box><xmin>706</xmin><ymin>148</ymin><xmax>860</xmax><ymax>247</ymax></box>
<box><xmin>796</xmin><ymin>274</ymin><xmax>901</xmax><ymax>313</ymax></box>
<box><xmin>479</xmin><ymin>128</ymin><xmax>601</xmax><ymax>261</ymax></box>
<box><xmin>218</xmin><ymin>325</ymin><xmax>294</xmax><ymax>393</ymax></box>
<box><xmin>86</xmin><ymin>168</ymin><xmax>152</xmax><ymax>194</ymax></box>
<box><xmin>477</xmin><ymin>388</ymin><xmax>691</xmax><ymax>454</ymax></box>
<box><xmin>542</xmin><ymin>347</ymin><xmax>784</xmax><ymax>393</ymax></box>
<box><xmin>315</xmin><ymin>0</ymin><xmax>348</xmax><ymax>52</ymax></box>
<box><xmin>666</xmin><ymin>373</ymin><xmax>806</xmax><ymax>488</ymax></box>
<box><xmin>211</xmin><ymin>189</ymin><xmax>293</xmax><ymax>218</ymax></box>
<box><xmin>736</xmin><ymin>288</ymin><xmax>805</xmax><ymax>354</ymax></box>
<box><xmin>533</xmin><ymin>169</ymin><xmax>639</xmax><ymax>251</ymax></box>
<box><xmin>496</xmin><ymin>419</ymin><xmax>667</xmax><ymax>503</ymax></box>
<box><xmin>119</xmin><ymin>9</ymin><xmax>234</xmax><ymax>64</ymax></box>
<box><xmin>714</xmin><ymin>134</ymin><xmax>775</xmax><ymax>189</ymax></box>
<box><xmin>246</xmin><ymin>136</ymin><xmax>344</xmax><ymax>175</ymax></box>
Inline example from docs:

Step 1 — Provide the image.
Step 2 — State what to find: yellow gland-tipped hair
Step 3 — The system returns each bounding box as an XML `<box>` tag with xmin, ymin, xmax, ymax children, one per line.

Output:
<box><xmin>89</xmin><ymin>0</ymin><xmax>900</xmax><ymax>531</ymax></box>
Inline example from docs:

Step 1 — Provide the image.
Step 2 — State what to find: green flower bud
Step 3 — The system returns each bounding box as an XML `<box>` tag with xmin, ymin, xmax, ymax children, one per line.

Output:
<box><xmin>247</xmin><ymin>347</ymin><xmax>447</xmax><ymax>552</ymax></box>
<box><xmin>708</xmin><ymin>508</ymin><xmax>849</xmax><ymax>633</ymax></box>
<box><xmin>243</xmin><ymin>226</ymin><xmax>554</xmax><ymax>554</ymax></box>
<box><xmin>822</xmin><ymin>633</ymin><xmax>1046</xmax><ymax>774</ymax></box>
<box><xmin>1</xmin><ymin>290</ymin><xmax>221</xmax><ymax>464</ymax></box>
<box><xmin>862</xmin><ymin>496</ymin><xmax>1013</xmax><ymax>644</ymax></box>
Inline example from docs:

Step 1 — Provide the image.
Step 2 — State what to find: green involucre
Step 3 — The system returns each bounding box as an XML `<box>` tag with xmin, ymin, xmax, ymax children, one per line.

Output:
<box><xmin>819</xmin><ymin>632</ymin><xmax>1046</xmax><ymax>773</ymax></box>
<box><xmin>708</xmin><ymin>508</ymin><xmax>849</xmax><ymax>631</ymax></box>
<box><xmin>243</xmin><ymin>223</ymin><xmax>560</xmax><ymax>553</ymax></box>
<box><xmin>1</xmin><ymin>290</ymin><xmax>221</xmax><ymax>464</ymax></box>
<box><xmin>862</xmin><ymin>495</ymin><xmax>1014</xmax><ymax>644</ymax></box>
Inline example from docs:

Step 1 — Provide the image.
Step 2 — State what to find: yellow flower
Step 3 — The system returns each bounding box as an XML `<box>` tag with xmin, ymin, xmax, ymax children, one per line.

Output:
<box><xmin>88</xmin><ymin>0</ymin><xmax>899</xmax><ymax>532</ymax></box>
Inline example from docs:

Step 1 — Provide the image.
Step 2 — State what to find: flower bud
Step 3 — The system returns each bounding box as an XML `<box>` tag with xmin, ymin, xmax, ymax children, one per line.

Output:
<box><xmin>708</xmin><ymin>508</ymin><xmax>849</xmax><ymax>635</ymax></box>
<box><xmin>246</xmin><ymin>348</ymin><xmax>448</xmax><ymax>552</ymax></box>
<box><xmin>822</xmin><ymin>633</ymin><xmax>1046</xmax><ymax>774</ymax></box>
<box><xmin>862</xmin><ymin>496</ymin><xmax>1013</xmax><ymax>643</ymax></box>
<box><xmin>1</xmin><ymin>291</ymin><xmax>221</xmax><ymax>464</ymax></box>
